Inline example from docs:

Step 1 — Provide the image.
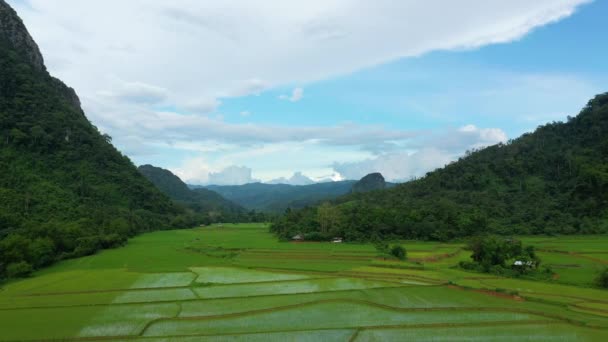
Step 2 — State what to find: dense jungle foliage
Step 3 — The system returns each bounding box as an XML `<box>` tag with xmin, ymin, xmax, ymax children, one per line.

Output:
<box><xmin>0</xmin><ymin>2</ymin><xmax>180</xmax><ymax>279</ymax></box>
<box><xmin>272</xmin><ymin>93</ymin><xmax>608</xmax><ymax>241</ymax></box>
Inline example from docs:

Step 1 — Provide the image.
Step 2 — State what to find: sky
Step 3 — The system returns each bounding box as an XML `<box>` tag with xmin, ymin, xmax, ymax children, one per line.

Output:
<box><xmin>8</xmin><ymin>0</ymin><xmax>608</xmax><ymax>185</ymax></box>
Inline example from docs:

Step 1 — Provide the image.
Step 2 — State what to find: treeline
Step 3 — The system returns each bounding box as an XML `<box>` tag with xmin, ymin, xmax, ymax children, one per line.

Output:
<box><xmin>272</xmin><ymin>93</ymin><xmax>608</xmax><ymax>241</ymax></box>
<box><xmin>0</xmin><ymin>3</ymin><xmax>180</xmax><ymax>279</ymax></box>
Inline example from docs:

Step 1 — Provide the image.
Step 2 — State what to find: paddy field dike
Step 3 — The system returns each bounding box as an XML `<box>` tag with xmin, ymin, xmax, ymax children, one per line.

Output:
<box><xmin>1</xmin><ymin>223</ymin><xmax>607</xmax><ymax>341</ymax></box>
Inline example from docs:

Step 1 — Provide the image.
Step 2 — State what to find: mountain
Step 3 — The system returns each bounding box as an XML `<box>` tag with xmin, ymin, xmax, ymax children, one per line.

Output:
<box><xmin>272</xmin><ymin>93</ymin><xmax>608</xmax><ymax>241</ymax></box>
<box><xmin>0</xmin><ymin>0</ymin><xmax>178</xmax><ymax>278</ymax></box>
<box><xmin>200</xmin><ymin>181</ymin><xmax>357</xmax><ymax>212</ymax></box>
<box><xmin>138</xmin><ymin>165</ymin><xmax>245</xmax><ymax>222</ymax></box>
<box><xmin>352</xmin><ymin>173</ymin><xmax>386</xmax><ymax>193</ymax></box>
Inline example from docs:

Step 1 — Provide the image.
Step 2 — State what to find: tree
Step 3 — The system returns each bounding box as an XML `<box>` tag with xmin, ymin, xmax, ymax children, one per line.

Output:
<box><xmin>6</xmin><ymin>261</ymin><xmax>33</xmax><ymax>278</ymax></box>
<box><xmin>317</xmin><ymin>202</ymin><xmax>343</xmax><ymax>236</ymax></box>
<box><xmin>597</xmin><ymin>268</ymin><xmax>608</xmax><ymax>288</ymax></box>
<box><xmin>462</xmin><ymin>235</ymin><xmax>541</xmax><ymax>275</ymax></box>
<box><xmin>390</xmin><ymin>245</ymin><xmax>407</xmax><ymax>260</ymax></box>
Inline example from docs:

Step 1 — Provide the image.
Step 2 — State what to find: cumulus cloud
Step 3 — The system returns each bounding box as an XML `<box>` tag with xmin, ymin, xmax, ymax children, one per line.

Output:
<box><xmin>182</xmin><ymin>98</ymin><xmax>221</xmax><ymax>114</ymax></box>
<box><xmin>10</xmin><ymin>0</ymin><xmax>588</xmax><ymax>119</ymax></box>
<box><xmin>333</xmin><ymin>124</ymin><xmax>508</xmax><ymax>181</ymax></box>
<box><xmin>171</xmin><ymin>157</ymin><xmax>212</xmax><ymax>184</ymax></box>
<box><xmin>7</xmin><ymin>0</ymin><xmax>588</xmax><ymax>184</ymax></box>
<box><xmin>333</xmin><ymin>148</ymin><xmax>453</xmax><ymax>182</ymax></box>
<box><xmin>268</xmin><ymin>171</ymin><xmax>315</xmax><ymax>185</ymax></box>
<box><xmin>426</xmin><ymin>125</ymin><xmax>508</xmax><ymax>153</ymax></box>
<box><xmin>99</xmin><ymin>81</ymin><xmax>168</xmax><ymax>105</ymax></box>
<box><xmin>208</xmin><ymin>165</ymin><xmax>259</xmax><ymax>185</ymax></box>
<box><xmin>280</xmin><ymin>87</ymin><xmax>304</xmax><ymax>102</ymax></box>
<box><xmin>83</xmin><ymin>98</ymin><xmax>418</xmax><ymax>148</ymax></box>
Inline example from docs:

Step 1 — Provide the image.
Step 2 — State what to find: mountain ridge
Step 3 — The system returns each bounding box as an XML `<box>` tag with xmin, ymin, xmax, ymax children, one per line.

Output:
<box><xmin>138</xmin><ymin>164</ymin><xmax>247</xmax><ymax>223</ymax></box>
<box><xmin>272</xmin><ymin>93</ymin><xmax>608</xmax><ymax>241</ymax></box>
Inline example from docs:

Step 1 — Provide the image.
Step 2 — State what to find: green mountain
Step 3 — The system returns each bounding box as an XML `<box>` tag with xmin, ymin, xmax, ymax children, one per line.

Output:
<box><xmin>138</xmin><ymin>165</ymin><xmax>246</xmax><ymax>222</ymax></box>
<box><xmin>352</xmin><ymin>173</ymin><xmax>386</xmax><ymax>193</ymax></box>
<box><xmin>0</xmin><ymin>0</ymin><xmax>178</xmax><ymax>278</ymax></box>
<box><xmin>201</xmin><ymin>181</ymin><xmax>357</xmax><ymax>213</ymax></box>
<box><xmin>272</xmin><ymin>93</ymin><xmax>608</xmax><ymax>241</ymax></box>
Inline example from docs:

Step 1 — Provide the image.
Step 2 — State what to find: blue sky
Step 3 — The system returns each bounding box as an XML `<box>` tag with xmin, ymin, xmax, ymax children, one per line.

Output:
<box><xmin>11</xmin><ymin>0</ymin><xmax>607</xmax><ymax>184</ymax></box>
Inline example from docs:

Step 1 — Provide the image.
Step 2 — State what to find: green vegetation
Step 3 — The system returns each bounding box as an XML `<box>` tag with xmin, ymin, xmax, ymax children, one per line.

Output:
<box><xmin>374</xmin><ymin>241</ymin><xmax>407</xmax><ymax>260</ymax></box>
<box><xmin>138</xmin><ymin>164</ymin><xmax>269</xmax><ymax>225</ymax></box>
<box><xmin>1</xmin><ymin>224</ymin><xmax>606</xmax><ymax>341</ymax></box>
<box><xmin>272</xmin><ymin>93</ymin><xmax>608</xmax><ymax>241</ymax></box>
<box><xmin>352</xmin><ymin>172</ymin><xmax>386</xmax><ymax>193</ymax></box>
<box><xmin>597</xmin><ymin>268</ymin><xmax>608</xmax><ymax>288</ymax></box>
<box><xmin>0</xmin><ymin>0</ymin><xmax>178</xmax><ymax>280</ymax></box>
<box><xmin>459</xmin><ymin>235</ymin><xmax>545</xmax><ymax>278</ymax></box>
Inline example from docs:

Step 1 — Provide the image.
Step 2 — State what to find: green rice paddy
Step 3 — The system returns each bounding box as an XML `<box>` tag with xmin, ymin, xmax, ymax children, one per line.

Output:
<box><xmin>0</xmin><ymin>223</ymin><xmax>607</xmax><ymax>341</ymax></box>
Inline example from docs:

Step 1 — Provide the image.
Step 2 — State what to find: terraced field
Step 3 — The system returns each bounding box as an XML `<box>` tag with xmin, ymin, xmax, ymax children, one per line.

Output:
<box><xmin>1</xmin><ymin>224</ymin><xmax>607</xmax><ymax>341</ymax></box>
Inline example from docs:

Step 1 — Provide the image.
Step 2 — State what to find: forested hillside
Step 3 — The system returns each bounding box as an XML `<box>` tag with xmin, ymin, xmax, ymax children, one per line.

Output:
<box><xmin>202</xmin><ymin>181</ymin><xmax>357</xmax><ymax>212</ymax></box>
<box><xmin>138</xmin><ymin>165</ymin><xmax>262</xmax><ymax>224</ymax></box>
<box><xmin>272</xmin><ymin>93</ymin><xmax>608</xmax><ymax>241</ymax></box>
<box><xmin>352</xmin><ymin>173</ymin><xmax>386</xmax><ymax>193</ymax></box>
<box><xmin>0</xmin><ymin>0</ymin><xmax>178</xmax><ymax>279</ymax></box>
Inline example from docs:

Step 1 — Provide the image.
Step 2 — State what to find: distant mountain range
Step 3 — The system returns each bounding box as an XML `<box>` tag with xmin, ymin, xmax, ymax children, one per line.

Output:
<box><xmin>191</xmin><ymin>177</ymin><xmax>395</xmax><ymax>213</ymax></box>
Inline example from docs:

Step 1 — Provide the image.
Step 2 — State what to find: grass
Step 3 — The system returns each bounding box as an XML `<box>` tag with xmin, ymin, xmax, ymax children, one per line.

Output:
<box><xmin>0</xmin><ymin>223</ymin><xmax>607</xmax><ymax>341</ymax></box>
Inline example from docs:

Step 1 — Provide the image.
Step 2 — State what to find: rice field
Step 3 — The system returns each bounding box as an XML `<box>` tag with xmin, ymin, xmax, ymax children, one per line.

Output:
<box><xmin>0</xmin><ymin>223</ymin><xmax>607</xmax><ymax>341</ymax></box>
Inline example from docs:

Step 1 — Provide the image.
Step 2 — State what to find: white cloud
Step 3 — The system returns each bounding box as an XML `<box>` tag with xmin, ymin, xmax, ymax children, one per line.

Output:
<box><xmin>99</xmin><ymin>80</ymin><xmax>168</xmax><ymax>105</ymax></box>
<box><xmin>6</xmin><ymin>0</ymin><xmax>589</xmax><ymax>185</ymax></box>
<box><xmin>429</xmin><ymin>125</ymin><xmax>508</xmax><ymax>152</ymax></box>
<box><xmin>268</xmin><ymin>171</ymin><xmax>315</xmax><ymax>185</ymax></box>
<box><xmin>240</xmin><ymin>111</ymin><xmax>251</xmax><ymax>117</ymax></box>
<box><xmin>280</xmin><ymin>87</ymin><xmax>304</xmax><ymax>102</ymax></box>
<box><xmin>182</xmin><ymin>98</ymin><xmax>221</xmax><ymax>114</ymax></box>
<box><xmin>10</xmin><ymin>0</ymin><xmax>588</xmax><ymax>119</ymax></box>
<box><xmin>208</xmin><ymin>165</ymin><xmax>259</xmax><ymax>185</ymax></box>
<box><xmin>171</xmin><ymin>157</ymin><xmax>212</xmax><ymax>184</ymax></box>
<box><xmin>333</xmin><ymin>148</ymin><xmax>453</xmax><ymax>181</ymax></box>
<box><xmin>174</xmin><ymin>163</ymin><xmax>260</xmax><ymax>185</ymax></box>
<box><xmin>82</xmin><ymin>98</ymin><xmax>418</xmax><ymax>148</ymax></box>
<box><xmin>333</xmin><ymin>124</ymin><xmax>508</xmax><ymax>181</ymax></box>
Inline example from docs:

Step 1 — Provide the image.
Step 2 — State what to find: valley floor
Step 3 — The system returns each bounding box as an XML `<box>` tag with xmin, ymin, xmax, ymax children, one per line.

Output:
<box><xmin>1</xmin><ymin>223</ymin><xmax>607</xmax><ymax>341</ymax></box>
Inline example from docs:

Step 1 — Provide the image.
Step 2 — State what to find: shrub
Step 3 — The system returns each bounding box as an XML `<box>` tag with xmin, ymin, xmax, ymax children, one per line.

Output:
<box><xmin>6</xmin><ymin>261</ymin><xmax>33</xmax><ymax>278</ymax></box>
<box><xmin>597</xmin><ymin>268</ymin><xmax>608</xmax><ymax>288</ymax></box>
<box><xmin>390</xmin><ymin>245</ymin><xmax>407</xmax><ymax>260</ymax></box>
